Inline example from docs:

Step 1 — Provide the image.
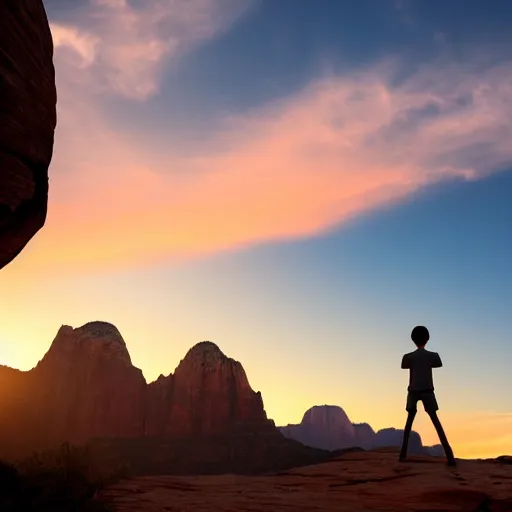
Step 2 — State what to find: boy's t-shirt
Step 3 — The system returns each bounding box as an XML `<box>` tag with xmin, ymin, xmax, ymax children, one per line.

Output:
<box><xmin>401</xmin><ymin>348</ymin><xmax>442</xmax><ymax>392</ymax></box>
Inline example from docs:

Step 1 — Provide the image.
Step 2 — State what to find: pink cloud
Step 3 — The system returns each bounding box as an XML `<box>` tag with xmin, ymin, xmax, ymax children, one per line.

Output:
<box><xmin>9</xmin><ymin>35</ymin><xmax>512</xmax><ymax>274</ymax></box>
<box><xmin>50</xmin><ymin>25</ymin><xmax>99</xmax><ymax>67</ymax></box>
<box><xmin>50</xmin><ymin>0</ymin><xmax>252</xmax><ymax>99</ymax></box>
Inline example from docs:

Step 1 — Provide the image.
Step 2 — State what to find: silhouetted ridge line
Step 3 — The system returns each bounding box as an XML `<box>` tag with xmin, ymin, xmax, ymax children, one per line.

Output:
<box><xmin>279</xmin><ymin>405</ymin><xmax>444</xmax><ymax>456</ymax></box>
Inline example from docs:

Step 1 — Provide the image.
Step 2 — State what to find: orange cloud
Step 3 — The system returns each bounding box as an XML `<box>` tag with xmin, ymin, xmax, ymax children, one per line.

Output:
<box><xmin>8</xmin><ymin>20</ymin><xmax>512</xmax><ymax>275</ymax></box>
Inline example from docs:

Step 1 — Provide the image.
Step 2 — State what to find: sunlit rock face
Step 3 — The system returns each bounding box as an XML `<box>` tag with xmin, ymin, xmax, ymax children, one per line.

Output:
<box><xmin>30</xmin><ymin>322</ymin><xmax>147</xmax><ymax>446</ymax></box>
<box><xmin>0</xmin><ymin>0</ymin><xmax>56</xmax><ymax>270</ymax></box>
<box><xmin>0</xmin><ymin>328</ymin><xmax>274</xmax><ymax>459</ymax></box>
<box><xmin>0</xmin><ymin>323</ymin><xmax>146</xmax><ymax>457</ymax></box>
<box><xmin>160</xmin><ymin>341</ymin><xmax>274</xmax><ymax>437</ymax></box>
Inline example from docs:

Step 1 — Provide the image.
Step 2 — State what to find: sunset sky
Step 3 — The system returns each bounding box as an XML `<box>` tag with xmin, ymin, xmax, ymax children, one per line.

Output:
<box><xmin>1</xmin><ymin>0</ymin><xmax>512</xmax><ymax>459</ymax></box>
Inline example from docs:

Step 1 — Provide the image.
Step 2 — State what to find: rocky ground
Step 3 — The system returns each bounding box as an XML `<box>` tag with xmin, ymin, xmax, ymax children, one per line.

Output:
<box><xmin>99</xmin><ymin>448</ymin><xmax>512</xmax><ymax>512</ymax></box>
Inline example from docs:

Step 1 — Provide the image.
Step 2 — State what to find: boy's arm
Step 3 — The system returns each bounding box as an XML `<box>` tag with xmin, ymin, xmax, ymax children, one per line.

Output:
<box><xmin>431</xmin><ymin>352</ymin><xmax>443</xmax><ymax>368</ymax></box>
<box><xmin>401</xmin><ymin>354</ymin><xmax>410</xmax><ymax>369</ymax></box>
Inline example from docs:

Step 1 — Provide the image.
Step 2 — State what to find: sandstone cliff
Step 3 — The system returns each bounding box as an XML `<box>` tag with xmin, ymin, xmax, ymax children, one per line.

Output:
<box><xmin>31</xmin><ymin>323</ymin><xmax>147</xmax><ymax>445</ymax></box>
<box><xmin>148</xmin><ymin>341</ymin><xmax>274</xmax><ymax>437</ymax></box>
<box><xmin>0</xmin><ymin>0</ymin><xmax>57</xmax><ymax>270</ymax></box>
<box><xmin>0</xmin><ymin>323</ymin><xmax>272</xmax><ymax>455</ymax></box>
<box><xmin>0</xmin><ymin>323</ymin><xmax>146</xmax><ymax>457</ymax></box>
<box><xmin>0</xmin><ymin>322</ymin><xmax>332</xmax><ymax>474</ymax></box>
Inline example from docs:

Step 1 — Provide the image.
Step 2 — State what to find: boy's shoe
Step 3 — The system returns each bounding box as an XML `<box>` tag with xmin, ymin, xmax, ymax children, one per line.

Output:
<box><xmin>447</xmin><ymin>458</ymin><xmax>457</xmax><ymax>467</ymax></box>
<box><xmin>398</xmin><ymin>454</ymin><xmax>406</xmax><ymax>462</ymax></box>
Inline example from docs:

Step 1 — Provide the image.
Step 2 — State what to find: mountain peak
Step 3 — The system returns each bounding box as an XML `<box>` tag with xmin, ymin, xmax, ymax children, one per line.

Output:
<box><xmin>182</xmin><ymin>341</ymin><xmax>227</xmax><ymax>366</ymax></box>
<box><xmin>74</xmin><ymin>321</ymin><xmax>131</xmax><ymax>364</ymax></box>
<box><xmin>41</xmin><ymin>321</ymin><xmax>132</xmax><ymax>367</ymax></box>
<box><xmin>301</xmin><ymin>405</ymin><xmax>352</xmax><ymax>426</ymax></box>
<box><xmin>77</xmin><ymin>321</ymin><xmax>122</xmax><ymax>338</ymax></box>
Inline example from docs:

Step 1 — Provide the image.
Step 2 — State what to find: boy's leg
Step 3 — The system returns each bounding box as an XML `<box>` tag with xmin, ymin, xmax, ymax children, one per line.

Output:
<box><xmin>427</xmin><ymin>410</ymin><xmax>456</xmax><ymax>466</ymax></box>
<box><xmin>400</xmin><ymin>391</ymin><xmax>418</xmax><ymax>461</ymax></box>
<box><xmin>422</xmin><ymin>392</ymin><xmax>456</xmax><ymax>466</ymax></box>
<box><xmin>399</xmin><ymin>410</ymin><xmax>416</xmax><ymax>461</ymax></box>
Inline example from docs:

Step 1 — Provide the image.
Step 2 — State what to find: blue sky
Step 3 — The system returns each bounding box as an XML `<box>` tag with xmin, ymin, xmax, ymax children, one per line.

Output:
<box><xmin>100</xmin><ymin>1</ymin><xmax>512</xmax><ymax>125</ymax></box>
<box><xmin>1</xmin><ymin>0</ymin><xmax>512</xmax><ymax>458</ymax></box>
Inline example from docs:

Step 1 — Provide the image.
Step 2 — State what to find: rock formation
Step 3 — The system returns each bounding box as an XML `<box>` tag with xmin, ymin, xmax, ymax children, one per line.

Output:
<box><xmin>0</xmin><ymin>322</ymin><xmax>335</xmax><ymax>474</ymax></box>
<box><xmin>0</xmin><ymin>323</ymin><xmax>146</xmax><ymax>457</ymax></box>
<box><xmin>279</xmin><ymin>405</ymin><xmax>442</xmax><ymax>456</ymax></box>
<box><xmin>0</xmin><ymin>0</ymin><xmax>57</xmax><ymax>270</ymax></box>
<box><xmin>353</xmin><ymin>422</ymin><xmax>376</xmax><ymax>449</ymax></box>
<box><xmin>31</xmin><ymin>323</ymin><xmax>147</xmax><ymax>444</ymax></box>
<box><xmin>374</xmin><ymin>427</ymin><xmax>423</xmax><ymax>454</ymax></box>
<box><xmin>149</xmin><ymin>342</ymin><xmax>274</xmax><ymax>437</ymax></box>
<box><xmin>280</xmin><ymin>405</ymin><xmax>356</xmax><ymax>450</ymax></box>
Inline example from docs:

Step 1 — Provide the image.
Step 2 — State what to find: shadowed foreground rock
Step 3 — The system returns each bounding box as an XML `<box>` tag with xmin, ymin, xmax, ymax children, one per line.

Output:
<box><xmin>0</xmin><ymin>0</ymin><xmax>57</xmax><ymax>270</ymax></box>
<box><xmin>100</xmin><ymin>449</ymin><xmax>512</xmax><ymax>512</ymax></box>
<box><xmin>87</xmin><ymin>434</ymin><xmax>344</xmax><ymax>477</ymax></box>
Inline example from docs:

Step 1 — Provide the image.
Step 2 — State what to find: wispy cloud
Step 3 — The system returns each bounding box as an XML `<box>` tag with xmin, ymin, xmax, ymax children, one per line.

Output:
<box><xmin>50</xmin><ymin>0</ymin><xmax>252</xmax><ymax>99</ymax></box>
<box><xmin>9</xmin><ymin>11</ymin><xmax>512</xmax><ymax>274</ymax></box>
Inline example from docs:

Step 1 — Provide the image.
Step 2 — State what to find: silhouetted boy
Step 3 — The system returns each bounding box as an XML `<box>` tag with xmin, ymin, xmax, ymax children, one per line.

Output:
<box><xmin>400</xmin><ymin>326</ymin><xmax>456</xmax><ymax>466</ymax></box>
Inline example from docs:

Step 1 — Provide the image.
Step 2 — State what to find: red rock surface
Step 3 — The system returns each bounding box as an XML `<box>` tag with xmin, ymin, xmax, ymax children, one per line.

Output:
<box><xmin>31</xmin><ymin>323</ymin><xmax>147</xmax><ymax>445</ymax></box>
<box><xmin>145</xmin><ymin>341</ymin><xmax>274</xmax><ymax>437</ymax></box>
<box><xmin>0</xmin><ymin>0</ymin><xmax>56</xmax><ymax>270</ymax></box>
<box><xmin>163</xmin><ymin>342</ymin><xmax>274</xmax><ymax>437</ymax></box>
<box><xmin>0</xmin><ymin>323</ymin><xmax>147</xmax><ymax>458</ymax></box>
<box><xmin>100</xmin><ymin>449</ymin><xmax>512</xmax><ymax>512</ymax></box>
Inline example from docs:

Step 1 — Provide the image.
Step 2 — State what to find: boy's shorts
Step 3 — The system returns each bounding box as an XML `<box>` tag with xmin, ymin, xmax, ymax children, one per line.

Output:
<box><xmin>406</xmin><ymin>390</ymin><xmax>439</xmax><ymax>413</ymax></box>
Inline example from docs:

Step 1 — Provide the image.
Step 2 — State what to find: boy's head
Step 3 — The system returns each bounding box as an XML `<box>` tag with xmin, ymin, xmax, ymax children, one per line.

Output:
<box><xmin>411</xmin><ymin>325</ymin><xmax>429</xmax><ymax>347</ymax></box>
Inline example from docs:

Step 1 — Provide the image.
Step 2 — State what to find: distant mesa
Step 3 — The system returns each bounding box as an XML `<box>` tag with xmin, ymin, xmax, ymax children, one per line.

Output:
<box><xmin>353</xmin><ymin>422</ymin><xmax>376</xmax><ymax>450</ymax></box>
<box><xmin>374</xmin><ymin>427</ymin><xmax>423</xmax><ymax>454</ymax></box>
<box><xmin>302</xmin><ymin>405</ymin><xmax>354</xmax><ymax>431</ymax></box>
<box><xmin>279</xmin><ymin>405</ymin><xmax>356</xmax><ymax>451</ymax></box>
<box><xmin>425</xmin><ymin>444</ymin><xmax>446</xmax><ymax>457</ymax></box>
<box><xmin>279</xmin><ymin>405</ymin><xmax>443</xmax><ymax>456</ymax></box>
<box><xmin>0</xmin><ymin>0</ymin><xmax>57</xmax><ymax>270</ymax></box>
